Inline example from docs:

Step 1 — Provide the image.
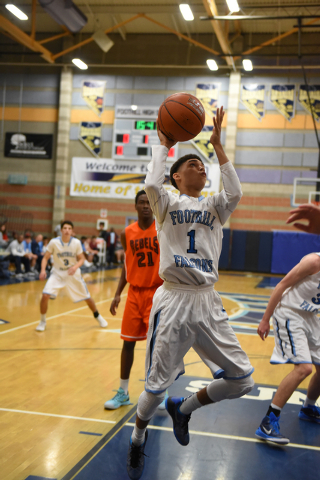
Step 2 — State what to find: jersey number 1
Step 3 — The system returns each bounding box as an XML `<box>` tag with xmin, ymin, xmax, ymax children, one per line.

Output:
<box><xmin>187</xmin><ymin>230</ymin><xmax>197</xmax><ymax>254</ymax></box>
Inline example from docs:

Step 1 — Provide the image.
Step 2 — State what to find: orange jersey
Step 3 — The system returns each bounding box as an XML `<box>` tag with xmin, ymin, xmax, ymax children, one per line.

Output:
<box><xmin>125</xmin><ymin>220</ymin><xmax>162</xmax><ymax>288</ymax></box>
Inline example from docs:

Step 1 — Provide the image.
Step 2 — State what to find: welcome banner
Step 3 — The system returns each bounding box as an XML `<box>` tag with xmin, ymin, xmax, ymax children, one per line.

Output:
<box><xmin>70</xmin><ymin>157</ymin><xmax>221</xmax><ymax>200</ymax></box>
<box><xmin>241</xmin><ymin>84</ymin><xmax>265</xmax><ymax>121</ymax></box>
<box><xmin>270</xmin><ymin>84</ymin><xmax>295</xmax><ymax>121</ymax></box>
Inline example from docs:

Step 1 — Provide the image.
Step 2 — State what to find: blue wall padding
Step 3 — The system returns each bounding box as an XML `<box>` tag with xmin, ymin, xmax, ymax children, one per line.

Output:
<box><xmin>230</xmin><ymin>230</ymin><xmax>247</xmax><ymax>270</ymax></box>
<box><xmin>219</xmin><ymin>228</ymin><xmax>230</xmax><ymax>269</ymax></box>
<box><xmin>271</xmin><ymin>231</ymin><xmax>320</xmax><ymax>274</ymax></box>
<box><xmin>258</xmin><ymin>232</ymin><xmax>273</xmax><ymax>273</ymax></box>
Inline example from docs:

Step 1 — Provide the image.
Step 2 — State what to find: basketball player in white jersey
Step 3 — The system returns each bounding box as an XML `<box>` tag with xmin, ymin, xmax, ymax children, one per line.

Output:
<box><xmin>36</xmin><ymin>221</ymin><xmax>108</xmax><ymax>332</ymax></box>
<box><xmin>126</xmin><ymin>107</ymin><xmax>254</xmax><ymax>479</ymax></box>
<box><xmin>256</xmin><ymin>252</ymin><xmax>320</xmax><ymax>445</ymax></box>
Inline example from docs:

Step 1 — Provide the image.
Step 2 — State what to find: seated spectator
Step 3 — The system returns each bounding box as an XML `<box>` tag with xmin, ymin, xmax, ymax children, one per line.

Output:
<box><xmin>42</xmin><ymin>236</ymin><xmax>52</xmax><ymax>270</ymax></box>
<box><xmin>6</xmin><ymin>233</ymin><xmax>34</xmax><ymax>278</ymax></box>
<box><xmin>98</xmin><ymin>222</ymin><xmax>109</xmax><ymax>242</ymax></box>
<box><xmin>31</xmin><ymin>234</ymin><xmax>44</xmax><ymax>272</ymax></box>
<box><xmin>84</xmin><ymin>236</ymin><xmax>99</xmax><ymax>265</ymax></box>
<box><xmin>23</xmin><ymin>234</ymin><xmax>38</xmax><ymax>271</ymax></box>
<box><xmin>0</xmin><ymin>224</ymin><xmax>8</xmax><ymax>248</ymax></box>
<box><xmin>115</xmin><ymin>237</ymin><xmax>124</xmax><ymax>264</ymax></box>
<box><xmin>80</xmin><ymin>236</ymin><xmax>93</xmax><ymax>267</ymax></box>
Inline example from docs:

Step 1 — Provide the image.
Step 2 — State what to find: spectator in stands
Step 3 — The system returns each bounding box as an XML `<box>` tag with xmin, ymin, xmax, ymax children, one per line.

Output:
<box><xmin>115</xmin><ymin>237</ymin><xmax>125</xmax><ymax>264</ymax></box>
<box><xmin>80</xmin><ymin>236</ymin><xmax>93</xmax><ymax>268</ymax></box>
<box><xmin>98</xmin><ymin>222</ymin><xmax>109</xmax><ymax>243</ymax></box>
<box><xmin>108</xmin><ymin>227</ymin><xmax>117</xmax><ymax>266</ymax></box>
<box><xmin>6</xmin><ymin>233</ymin><xmax>34</xmax><ymax>278</ymax></box>
<box><xmin>23</xmin><ymin>234</ymin><xmax>38</xmax><ymax>271</ymax></box>
<box><xmin>42</xmin><ymin>236</ymin><xmax>52</xmax><ymax>270</ymax></box>
<box><xmin>84</xmin><ymin>237</ymin><xmax>99</xmax><ymax>265</ymax></box>
<box><xmin>32</xmin><ymin>234</ymin><xmax>44</xmax><ymax>272</ymax></box>
<box><xmin>0</xmin><ymin>224</ymin><xmax>8</xmax><ymax>248</ymax></box>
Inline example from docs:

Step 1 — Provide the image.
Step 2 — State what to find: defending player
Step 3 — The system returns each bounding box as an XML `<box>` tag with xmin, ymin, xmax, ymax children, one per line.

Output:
<box><xmin>36</xmin><ymin>221</ymin><xmax>108</xmax><ymax>332</ymax></box>
<box><xmin>104</xmin><ymin>190</ymin><xmax>163</xmax><ymax>410</ymax></box>
<box><xmin>255</xmin><ymin>252</ymin><xmax>320</xmax><ymax>445</ymax></box>
<box><xmin>126</xmin><ymin>107</ymin><xmax>254</xmax><ymax>479</ymax></box>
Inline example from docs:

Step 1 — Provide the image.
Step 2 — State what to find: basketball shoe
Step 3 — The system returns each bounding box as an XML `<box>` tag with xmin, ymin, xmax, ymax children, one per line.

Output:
<box><xmin>104</xmin><ymin>388</ymin><xmax>131</xmax><ymax>409</ymax></box>
<box><xmin>165</xmin><ymin>396</ymin><xmax>191</xmax><ymax>446</ymax></box>
<box><xmin>36</xmin><ymin>320</ymin><xmax>46</xmax><ymax>332</ymax></box>
<box><xmin>255</xmin><ymin>412</ymin><xmax>290</xmax><ymax>444</ymax></box>
<box><xmin>96</xmin><ymin>314</ymin><xmax>108</xmax><ymax>328</ymax></box>
<box><xmin>298</xmin><ymin>404</ymin><xmax>320</xmax><ymax>423</ymax></box>
<box><xmin>127</xmin><ymin>430</ymin><xmax>148</xmax><ymax>480</ymax></box>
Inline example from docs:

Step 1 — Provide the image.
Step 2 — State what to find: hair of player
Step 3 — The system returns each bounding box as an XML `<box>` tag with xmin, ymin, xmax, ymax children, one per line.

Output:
<box><xmin>135</xmin><ymin>190</ymin><xmax>147</xmax><ymax>204</ymax></box>
<box><xmin>170</xmin><ymin>154</ymin><xmax>203</xmax><ymax>190</ymax></box>
<box><xmin>61</xmin><ymin>220</ymin><xmax>74</xmax><ymax>229</ymax></box>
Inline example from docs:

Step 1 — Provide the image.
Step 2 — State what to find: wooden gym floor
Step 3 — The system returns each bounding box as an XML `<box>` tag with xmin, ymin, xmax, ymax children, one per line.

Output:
<box><xmin>0</xmin><ymin>268</ymin><xmax>319</xmax><ymax>480</ymax></box>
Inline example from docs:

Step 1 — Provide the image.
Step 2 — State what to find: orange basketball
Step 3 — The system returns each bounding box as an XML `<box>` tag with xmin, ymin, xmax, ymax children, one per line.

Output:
<box><xmin>158</xmin><ymin>93</ymin><xmax>205</xmax><ymax>142</ymax></box>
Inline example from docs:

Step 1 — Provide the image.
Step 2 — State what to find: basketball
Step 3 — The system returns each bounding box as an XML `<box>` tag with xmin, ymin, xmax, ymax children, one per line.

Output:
<box><xmin>158</xmin><ymin>92</ymin><xmax>205</xmax><ymax>142</ymax></box>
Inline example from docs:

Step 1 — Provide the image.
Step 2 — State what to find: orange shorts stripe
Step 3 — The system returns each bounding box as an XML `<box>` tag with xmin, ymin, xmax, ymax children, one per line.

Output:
<box><xmin>121</xmin><ymin>284</ymin><xmax>160</xmax><ymax>341</ymax></box>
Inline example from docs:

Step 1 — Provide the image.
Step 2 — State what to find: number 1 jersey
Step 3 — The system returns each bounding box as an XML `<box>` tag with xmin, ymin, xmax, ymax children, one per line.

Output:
<box><xmin>125</xmin><ymin>220</ymin><xmax>162</xmax><ymax>288</ymax></box>
<box><xmin>145</xmin><ymin>145</ymin><xmax>242</xmax><ymax>286</ymax></box>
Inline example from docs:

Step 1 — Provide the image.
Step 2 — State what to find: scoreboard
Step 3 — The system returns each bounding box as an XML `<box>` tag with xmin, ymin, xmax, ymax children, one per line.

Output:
<box><xmin>112</xmin><ymin>110</ymin><xmax>178</xmax><ymax>162</ymax></box>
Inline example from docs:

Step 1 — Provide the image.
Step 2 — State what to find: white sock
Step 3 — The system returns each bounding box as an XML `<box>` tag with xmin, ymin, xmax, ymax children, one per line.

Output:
<box><xmin>270</xmin><ymin>403</ymin><xmax>282</xmax><ymax>412</ymax></box>
<box><xmin>131</xmin><ymin>425</ymin><xmax>146</xmax><ymax>446</ymax></box>
<box><xmin>304</xmin><ymin>397</ymin><xmax>316</xmax><ymax>407</ymax></box>
<box><xmin>40</xmin><ymin>314</ymin><xmax>46</xmax><ymax>323</ymax></box>
<box><xmin>179</xmin><ymin>393</ymin><xmax>203</xmax><ymax>415</ymax></box>
<box><xmin>120</xmin><ymin>378</ymin><xmax>129</xmax><ymax>394</ymax></box>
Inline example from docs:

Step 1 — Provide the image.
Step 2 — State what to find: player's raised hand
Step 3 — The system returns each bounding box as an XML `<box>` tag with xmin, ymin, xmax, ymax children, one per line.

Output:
<box><xmin>286</xmin><ymin>203</ymin><xmax>320</xmax><ymax>234</ymax></box>
<box><xmin>157</xmin><ymin>120</ymin><xmax>177</xmax><ymax>150</ymax></box>
<box><xmin>257</xmin><ymin>317</ymin><xmax>270</xmax><ymax>340</ymax></box>
<box><xmin>210</xmin><ymin>106</ymin><xmax>225</xmax><ymax>146</ymax></box>
<box><xmin>110</xmin><ymin>295</ymin><xmax>121</xmax><ymax>315</ymax></box>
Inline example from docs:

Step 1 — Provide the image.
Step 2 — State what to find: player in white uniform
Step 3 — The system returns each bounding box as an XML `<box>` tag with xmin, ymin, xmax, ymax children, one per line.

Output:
<box><xmin>126</xmin><ymin>107</ymin><xmax>254</xmax><ymax>479</ymax></box>
<box><xmin>35</xmin><ymin>221</ymin><xmax>108</xmax><ymax>332</ymax></box>
<box><xmin>256</xmin><ymin>252</ymin><xmax>320</xmax><ymax>445</ymax></box>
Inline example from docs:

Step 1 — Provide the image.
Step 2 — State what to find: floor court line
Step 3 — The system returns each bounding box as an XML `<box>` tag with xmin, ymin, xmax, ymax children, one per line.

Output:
<box><xmin>1</xmin><ymin>407</ymin><xmax>319</xmax><ymax>452</ymax></box>
<box><xmin>0</xmin><ymin>294</ymin><xmax>127</xmax><ymax>336</ymax></box>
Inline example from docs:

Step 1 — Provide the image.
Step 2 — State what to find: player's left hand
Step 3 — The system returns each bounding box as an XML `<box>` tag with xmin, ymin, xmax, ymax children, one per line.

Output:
<box><xmin>68</xmin><ymin>266</ymin><xmax>77</xmax><ymax>276</ymax></box>
<box><xmin>210</xmin><ymin>106</ymin><xmax>224</xmax><ymax>146</ymax></box>
<box><xmin>257</xmin><ymin>318</ymin><xmax>270</xmax><ymax>340</ymax></box>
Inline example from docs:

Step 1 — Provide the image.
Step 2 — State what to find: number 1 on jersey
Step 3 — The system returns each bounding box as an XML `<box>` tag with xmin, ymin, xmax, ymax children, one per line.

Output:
<box><xmin>187</xmin><ymin>230</ymin><xmax>197</xmax><ymax>254</ymax></box>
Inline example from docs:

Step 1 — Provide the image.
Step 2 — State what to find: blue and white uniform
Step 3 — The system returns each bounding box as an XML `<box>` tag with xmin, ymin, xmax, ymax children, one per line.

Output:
<box><xmin>144</xmin><ymin>145</ymin><xmax>253</xmax><ymax>393</ymax></box>
<box><xmin>272</xmin><ymin>252</ymin><xmax>320</xmax><ymax>365</ymax></box>
<box><xmin>43</xmin><ymin>236</ymin><xmax>90</xmax><ymax>303</ymax></box>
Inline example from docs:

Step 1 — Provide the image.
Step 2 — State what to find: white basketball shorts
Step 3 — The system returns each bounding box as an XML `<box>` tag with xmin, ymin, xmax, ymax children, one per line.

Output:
<box><xmin>145</xmin><ymin>282</ymin><xmax>254</xmax><ymax>394</ymax></box>
<box><xmin>43</xmin><ymin>268</ymin><xmax>90</xmax><ymax>303</ymax></box>
<box><xmin>271</xmin><ymin>305</ymin><xmax>320</xmax><ymax>365</ymax></box>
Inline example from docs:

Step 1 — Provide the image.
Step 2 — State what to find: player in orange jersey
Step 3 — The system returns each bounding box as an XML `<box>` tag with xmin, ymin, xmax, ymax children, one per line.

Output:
<box><xmin>104</xmin><ymin>190</ymin><xmax>163</xmax><ymax>410</ymax></box>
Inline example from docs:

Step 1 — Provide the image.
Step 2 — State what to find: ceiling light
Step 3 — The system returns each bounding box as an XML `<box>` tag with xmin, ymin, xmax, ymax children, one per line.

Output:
<box><xmin>226</xmin><ymin>0</ymin><xmax>240</xmax><ymax>13</ymax></box>
<box><xmin>179</xmin><ymin>4</ymin><xmax>194</xmax><ymax>21</ymax></box>
<box><xmin>5</xmin><ymin>4</ymin><xmax>28</xmax><ymax>20</ymax></box>
<box><xmin>72</xmin><ymin>58</ymin><xmax>88</xmax><ymax>70</ymax></box>
<box><xmin>242</xmin><ymin>59</ymin><xmax>253</xmax><ymax>71</ymax></box>
<box><xmin>206</xmin><ymin>59</ymin><xmax>218</xmax><ymax>71</ymax></box>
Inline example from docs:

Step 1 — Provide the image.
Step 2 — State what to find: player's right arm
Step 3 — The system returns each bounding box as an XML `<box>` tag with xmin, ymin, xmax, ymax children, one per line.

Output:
<box><xmin>145</xmin><ymin>124</ymin><xmax>177</xmax><ymax>224</ymax></box>
<box><xmin>39</xmin><ymin>251</ymin><xmax>52</xmax><ymax>280</ymax></box>
<box><xmin>257</xmin><ymin>253</ymin><xmax>320</xmax><ymax>340</ymax></box>
<box><xmin>110</xmin><ymin>230</ymin><xmax>127</xmax><ymax>316</ymax></box>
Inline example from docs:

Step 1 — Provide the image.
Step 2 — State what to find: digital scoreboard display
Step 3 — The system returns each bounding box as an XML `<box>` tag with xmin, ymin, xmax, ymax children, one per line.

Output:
<box><xmin>113</xmin><ymin>118</ymin><xmax>178</xmax><ymax>162</ymax></box>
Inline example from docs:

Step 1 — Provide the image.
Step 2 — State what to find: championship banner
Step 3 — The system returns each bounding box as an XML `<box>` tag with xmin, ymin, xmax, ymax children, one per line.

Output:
<box><xmin>82</xmin><ymin>80</ymin><xmax>105</xmax><ymax>117</ymax></box>
<box><xmin>298</xmin><ymin>85</ymin><xmax>320</xmax><ymax>122</ymax></box>
<box><xmin>79</xmin><ymin>122</ymin><xmax>102</xmax><ymax>157</ymax></box>
<box><xmin>70</xmin><ymin>157</ymin><xmax>221</xmax><ymax>200</ymax></box>
<box><xmin>4</xmin><ymin>132</ymin><xmax>53</xmax><ymax>159</ymax></box>
<box><xmin>270</xmin><ymin>85</ymin><xmax>295</xmax><ymax>121</ymax></box>
<box><xmin>191</xmin><ymin>126</ymin><xmax>215</xmax><ymax>163</ymax></box>
<box><xmin>241</xmin><ymin>85</ymin><xmax>265</xmax><ymax>121</ymax></box>
<box><xmin>196</xmin><ymin>84</ymin><xmax>219</xmax><ymax>117</ymax></box>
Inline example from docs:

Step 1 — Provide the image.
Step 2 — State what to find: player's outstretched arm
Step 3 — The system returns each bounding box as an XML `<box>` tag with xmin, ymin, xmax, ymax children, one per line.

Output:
<box><xmin>39</xmin><ymin>251</ymin><xmax>51</xmax><ymax>280</ymax></box>
<box><xmin>110</xmin><ymin>230</ymin><xmax>127</xmax><ymax>316</ymax></box>
<box><xmin>286</xmin><ymin>203</ymin><xmax>320</xmax><ymax>234</ymax></box>
<box><xmin>209</xmin><ymin>106</ymin><xmax>228</xmax><ymax>166</ymax></box>
<box><xmin>257</xmin><ymin>253</ymin><xmax>320</xmax><ymax>340</ymax></box>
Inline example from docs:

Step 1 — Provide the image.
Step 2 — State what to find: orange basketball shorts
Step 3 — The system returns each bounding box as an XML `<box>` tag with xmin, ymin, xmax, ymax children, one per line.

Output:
<box><xmin>121</xmin><ymin>284</ymin><xmax>160</xmax><ymax>342</ymax></box>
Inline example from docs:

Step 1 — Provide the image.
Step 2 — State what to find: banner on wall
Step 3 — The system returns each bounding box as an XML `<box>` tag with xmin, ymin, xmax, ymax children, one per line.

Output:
<box><xmin>82</xmin><ymin>80</ymin><xmax>105</xmax><ymax>117</ymax></box>
<box><xmin>79</xmin><ymin>122</ymin><xmax>102</xmax><ymax>157</ymax></box>
<box><xmin>241</xmin><ymin>84</ymin><xmax>265</xmax><ymax>121</ymax></box>
<box><xmin>4</xmin><ymin>132</ymin><xmax>53</xmax><ymax>159</ymax></box>
<box><xmin>191</xmin><ymin>126</ymin><xmax>215</xmax><ymax>163</ymax></box>
<box><xmin>298</xmin><ymin>85</ymin><xmax>320</xmax><ymax>122</ymax></box>
<box><xmin>70</xmin><ymin>157</ymin><xmax>221</xmax><ymax>200</ymax></box>
<box><xmin>270</xmin><ymin>84</ymin><xmax>295</xmax><ymax>121</ymax></box>
<box><xmin>196</xmin><ymin>83</ymin><xmax>219</xmax><ymax>117</ymax></box>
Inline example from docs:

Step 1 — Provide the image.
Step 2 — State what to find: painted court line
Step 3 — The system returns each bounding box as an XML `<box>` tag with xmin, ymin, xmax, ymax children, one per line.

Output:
<box><xmin>0</xmin><ymin>294</ymin><xmax>127</xmax><ymax>336</ymax></box>
<box><xmin>1</xmin><ymin>407</ymin><xmax>319</xmax><ymax>452</ymax></box>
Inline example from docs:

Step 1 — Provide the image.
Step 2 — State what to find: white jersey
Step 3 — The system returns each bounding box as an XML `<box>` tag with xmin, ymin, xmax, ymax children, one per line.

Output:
<box><xmin>279</xmin><ymin>252</ymin><xmax>320</xmax><ymax>315</ymax></box>
<box><xmin>145</xmin><ymin>145</ymin><xmax>242</xmax><ymax>286</ymax></box>
<box><xmin>46</xmin><ymin>236</ymin><xmax>83</xmax><ymax>272</ymax></box>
